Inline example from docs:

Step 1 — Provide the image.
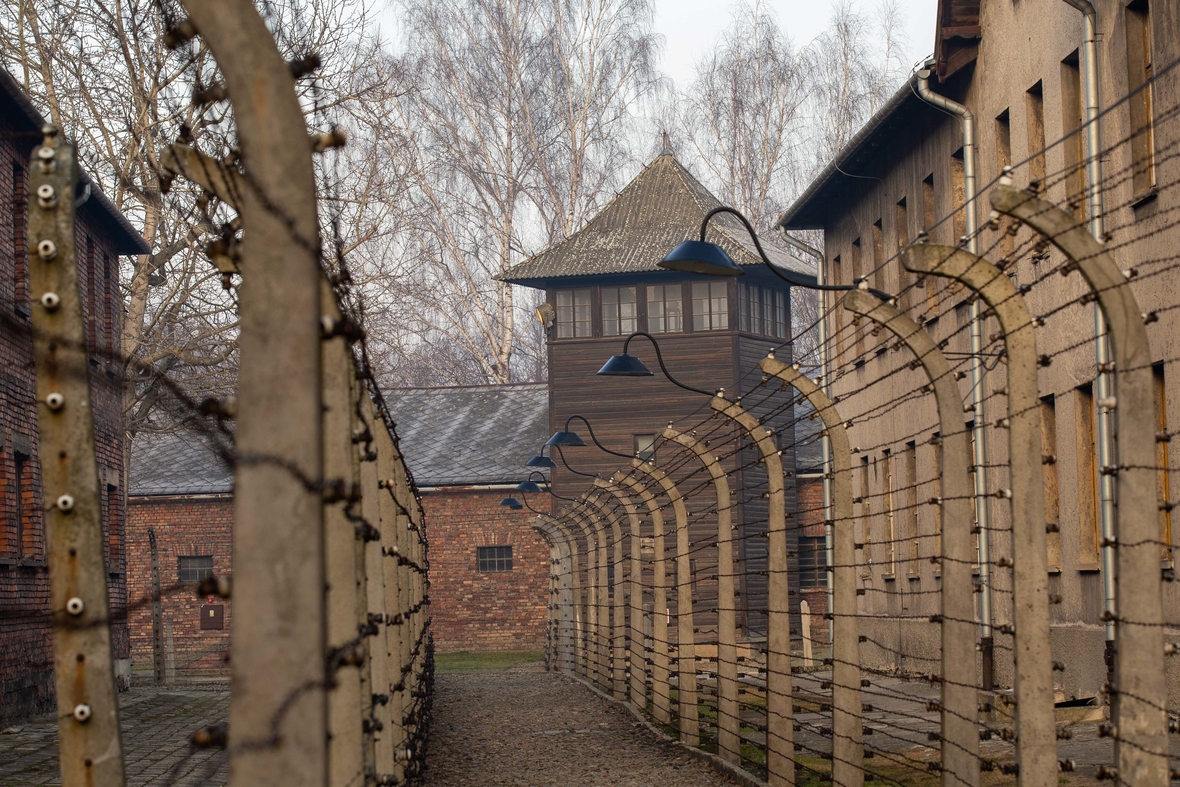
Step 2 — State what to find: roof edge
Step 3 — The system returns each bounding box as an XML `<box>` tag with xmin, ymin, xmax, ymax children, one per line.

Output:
<box><xmin>776</xmin><ymin>74</ymin><xmax>921</xmax><ymax>231</ymax></box>
<box><xmin>0</xmin><ymin>67</ymin><xmax>150</xmax><ymax>255</ymax></box>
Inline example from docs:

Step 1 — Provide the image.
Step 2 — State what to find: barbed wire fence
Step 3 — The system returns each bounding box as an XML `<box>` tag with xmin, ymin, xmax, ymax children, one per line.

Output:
<box><xmin>533</xmin><ymin>53</ymin><xmax>1180</xmax><ymax>787</ymax></box>
<box><xmin>11</xmin><ymin>1</ymin><xmax>434</xmax><ymax>786</ymax></box>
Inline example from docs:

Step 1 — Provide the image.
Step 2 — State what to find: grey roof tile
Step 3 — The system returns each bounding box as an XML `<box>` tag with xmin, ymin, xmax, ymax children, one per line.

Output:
<box><xmin>383</xmin><ymin>384</ymin><xmax>549</xmax><ymax>487</ymax></box>
<box><xmin>129</xmin><ymin>428</ymin><xmax>234</xmax><ymax>496</ymax></box>
<box><xmin>499</xmin><ymin>153</ymin><xmax>814</xmax><ymax>285</ymax></box>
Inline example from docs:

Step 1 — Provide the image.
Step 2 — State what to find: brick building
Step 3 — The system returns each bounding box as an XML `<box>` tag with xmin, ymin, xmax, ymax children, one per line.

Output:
<box><xmin>384</xmin><ymin>384</ymin><xmax>552</xmax><ymax>653</ymax></box>
<box><xmin>777</xmin><ymin>0</ymin><xmax>1180</xmax><ymax>697</ymax></box>
<box><xmin>0</xmin><ymin>67</ymin><xmax>149</xmax><ymax>724</ymax></box>
<box><xmin>126</xmin><ymin>428</ymin><xmax>233</xmax><ymax>678</ymax></box>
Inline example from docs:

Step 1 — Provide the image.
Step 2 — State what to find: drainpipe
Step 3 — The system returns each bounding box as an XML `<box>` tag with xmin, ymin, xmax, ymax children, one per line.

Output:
<box><xmin>1062</xmin><ymin>0</ymin><xmax>1117</xmax><ymax>682</ymax></box>
<box><xmin>915</xmin><ymin>64</ymin><xmax>995</xmax><ymax>691</ymax></box>
<box><xmin>779</xmin><ymin>229</ymin><xmax>835</xmax><ymax>645</ymax></box>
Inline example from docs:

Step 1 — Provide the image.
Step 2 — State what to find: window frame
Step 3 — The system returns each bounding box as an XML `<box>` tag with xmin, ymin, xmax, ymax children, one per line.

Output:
<box><xmin>797</xmin><ymin>535</ymin><xmax>827</xmax><ymax>588</ymax></box>
<box><xmin>691</xmin><ymin>280</ymin><xmax>729</xmax><ymax>331</ymax></box>
<box><xmin>179</xmin><ymin>555</ymin><xmax>215</xmax><ymax>584</ymax></box>
<box><xmin>555</xmin><ymin>288</ymin><xmax>593</xmax><ymax>338</ymax></box>
<box><xmin>601</xmin><ymin>285</ymin><xmax>638</xmax><ymax>337</ymax></box>
<box><xmin>645</xmin><ymin>283</ymin><xmax>683</xmax><ymax>334</ymax></box>
<box><xmin>477</xmin><ymin>545</ymin><xmax>514</xmax><ymax>573</ymax></box>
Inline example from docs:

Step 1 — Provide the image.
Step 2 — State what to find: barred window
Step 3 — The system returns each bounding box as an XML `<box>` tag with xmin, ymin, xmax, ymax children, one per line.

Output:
<box><xmin>797</xmin><ymin>536</ymin><xmax>826</xmax><ymax>588</ymax></box>
<box><xmin>646</xmin><ymin>284</ymin><xmax>682</xmax><ymax>333</ymax></box>
<box><xmin>635</xmin><ymin>434</ymin><xmax>656</xmax><ymax>462</ymax></box>
<box><xmin>179</xmin><ymin>555</ymin><xmax>214</xmax><ymax>584</ymax></box>
<box><xmin>477</xmin><ymin>545</ymin><xmax>513</xmax><ymax>573</ymax></box>
<box><xmin>692</xmin><ymin>281</ymin><xmax>729</xmax><ymax>330</ymax></box>
<box><xmin>556</xmin><ymin>289</ymin><xmax>592</xmax><ymax>338</ymax></box>
<box><xmin>602</xmin><ymin>286</ymin><xmax>637</xmax><ymax>336</ymax></box>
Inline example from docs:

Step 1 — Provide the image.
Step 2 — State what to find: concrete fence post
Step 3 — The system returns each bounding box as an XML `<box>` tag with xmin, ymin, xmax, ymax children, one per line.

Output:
<box><xmin>759</xmin><ymin>355</ymin><xmax>863</xmax><ymax>787</ymax></box>
<box><xmin>842</xmin><ymin>290</ymin><xmax>980</xmax><ymax>787</ymax></box>
<box><xmin>570</xmin><ymin>502</ymin><xmax>606</xmax><ymax>685</ymax></box>
<box><xmin>618</xmin><ymin>473</ymin><xmax>673</xmax><ymax>726</ymax></box>
<box><xmin>582</xmin><ymin>499</ymin><xmax>614</xmax><ymax>691</ymax></box>
<box><xmin>662</xmin><ymin>427</ymin><xmax>741</xmax><ymax>765</ymax></box>
<box><xmin>634</xmin><ymin>461</ymin><xmax>699</xmax><ymax>747</ymax></box>
<box><xmin>591</xmin><ymin>482</ymin><xmax>630</xmax><ymax>699</ymax></box>
<box><xmin>27</xmin><ymin>131</ymin><xmax>127</xmax><ymax>787</ymax></box>
<box><xmin>903</xmin><ymin>243</ymin><xmax>1056</xmax><ymax>784</ymax></box>
<box><xmin>603</xmin><ymin>478</ymin><xmax>649</xmax><ymax>710</ymax></box>
<box><xmin>375</xmin><ymin>420</ymin><xmax>408</xmax><ymax>785</ymax></box>
<box><xmin>993</xmin><ymin>185</ymin><xmax>1167</xmax><ymax>786</ymax></box>
<box><xmin>710</xmin><ymin>396</ymin><xmax>794</xmax><ymax>787</ymax></box>
<box><xmin>170</xmin><ymin>3</ymin><xmax>327</xmax><ymax>785</ymax></box>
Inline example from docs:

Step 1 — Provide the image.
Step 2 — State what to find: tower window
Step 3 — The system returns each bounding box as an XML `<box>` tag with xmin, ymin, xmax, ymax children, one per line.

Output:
<box><xmin>555</xmin><ymin>289</ymin><xmax>592</xmax><ymax>338</ymax></box>
<box><xmin>602</xmin><ymin>286</ymin><xmax>637</xmax><ymax>336</ymax></box>
<box><xmin>646</xmin><ymin>284</ymin><xmax>683</xmax><ymax>333</ymax></box>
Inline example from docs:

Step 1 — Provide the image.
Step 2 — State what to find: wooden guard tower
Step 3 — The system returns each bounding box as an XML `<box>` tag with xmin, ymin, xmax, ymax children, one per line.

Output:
<box><xmin>499</xmin><ymin>149</ymin><xmax>815</xmax><ymax>637</ymax></box>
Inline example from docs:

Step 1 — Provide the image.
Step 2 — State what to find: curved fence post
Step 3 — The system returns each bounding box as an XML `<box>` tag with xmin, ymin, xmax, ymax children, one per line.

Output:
<box><xmin>843</xmin><ymin>290</ymin><xmax>980</xmax><ymax>787</ymax></box>
<box><xmin>591</xmin><ymin>481</ymin><xmax>630</xmax><ymax>699</ymax></box>
<box><xmin>634</xmin><ymin>461</ymin><xmax>699</xmax><ymax>747</ymax></box>
<box><xmin>604</xmin><ymin>476</ymin><xmax>649</xmax><ymax>709</ymax></box>
<box><xmin>993</xmin><ymin>186</ymin><xmax>1167</xmax><ymax>785</ymax></box>
<box><xmin>710</xmin><ymin>395</ymin><xmax>794</xmax><ymax>786</ymax></box>
<box><xmin>759</xmin><ymin>356</ymin><xmax>863</xmax><ymax>787</ymax></box>
<box><xmin>662</xmin><ymin>427</ymin><xmax>741</xmax><ymax>766</ymax></box>
<box><xmin>618</xmin><ymin>473</ymin><xmax>673</xmax><ymax>725</ymax></box>
<box><xmin>573</xmin><ymin>500</ymin><xmax>610</xmax><ymax>688</ymax></box>
<box><xmin>28</xmin><ymin>131</ymin><xmax>126</xmax><ymax>787</ymax></box>
<box><xmin>904</xmin><ymin>243</ymin><xmax>1056</xmax><ymax>784</ymax></box>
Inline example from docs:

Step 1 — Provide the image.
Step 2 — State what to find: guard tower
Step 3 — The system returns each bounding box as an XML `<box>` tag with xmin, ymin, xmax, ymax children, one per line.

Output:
<box><xmin>499</xmin><ymin>149</ymin><xmax>817</xmax><ymax>637</ymax></box>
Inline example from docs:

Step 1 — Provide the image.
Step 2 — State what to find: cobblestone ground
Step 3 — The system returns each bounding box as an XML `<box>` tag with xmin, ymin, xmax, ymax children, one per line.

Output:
<box><xmin>0</xmin><ymin>685</ymin><xmax>228</xmax><ymax>787</ymax></box>
<box><xmin>419</xmin><ymin>663</ymin><xmax>739</xmax><ymax>787</ymax></box>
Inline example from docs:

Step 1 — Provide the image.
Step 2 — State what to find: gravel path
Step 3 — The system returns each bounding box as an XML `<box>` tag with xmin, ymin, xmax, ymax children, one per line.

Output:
<box><xmin>419</xmin><ymin>664</ymin><xmax>739</xmax><ymax>786</ymax></box>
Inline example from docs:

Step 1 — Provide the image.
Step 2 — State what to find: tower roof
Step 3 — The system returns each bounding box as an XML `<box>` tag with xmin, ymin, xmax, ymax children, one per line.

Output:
<box><xmin>498</xmin><ymin>152</ymin><xmax>813</xmax><ymax>288</ymax></box>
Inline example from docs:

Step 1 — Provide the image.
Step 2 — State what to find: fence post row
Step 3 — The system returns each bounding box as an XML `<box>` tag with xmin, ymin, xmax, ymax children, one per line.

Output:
<box><xmin>166</xmin><ymin>4</ymin><xmax>327</xmax><ymax>786</ymax></box>
<box><xmin>758</xmin><ymin>356</ymin><xmax>864</xmax><ymax>787</ymax></box>
<box><xmin>571</xmin><ymin>500</ymin><xmax>606</xmax><ymax>685</ymax></box>
<box><xmin>617</xmin><ymin>471</ymin><xmax>673</xmax><ymax>726</ymax></box>
<box><xmin>903</xmin><ymin>243</ymin><xmax>1057</xmax><ymax>784</ymax></box>
<box><xmin>591</xmin><ymin>480</ymin><xmax>631</xmax><ymax>700</ymax></box>
<box><xmin>633</xmin><ymin>461</ymin><xmax>700</xmax><ymax>747</ymax></box>
<box><xmin>842</xmin><ymin>290</ymin><xmax>981</xmax><ymax>787</ymax></box>
<box><xmin>661</xmin><ymin>427</ymin><xmax>742</xmax><ymax>766</ymax></box>
<box><xmin>993</xmin><ymin>185</ymin><xmax>1167</xmax><ymax>786</ymax></box>
<box><xmin>27</xmin><ymin>131</ymin><xmax>127</xmax><ymax>787</ymax></box>
<box><xmin>709</xmin><ymin>396</ymin><xmax>794</xmax><ymax>787</ymax></box>
<box><xmin>603</xmin><ymin>476</ymin><xmax>649</xmax><ymax>710</ymax></box>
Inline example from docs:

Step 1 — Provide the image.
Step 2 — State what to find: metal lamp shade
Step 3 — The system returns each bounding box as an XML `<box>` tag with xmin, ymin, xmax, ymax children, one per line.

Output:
<box><xmin>499</xmin><ymin>496</ymin><xmax>523</xmax><ymax>510</ymax></box>
<box><xmin>526</xmin><ymin>454</ymin><xmax>558</xmax><ymax>468</ymax></box>
<box><xmin>515</xmin><ymin>481</ymin><xmax>544</xmax><ymax>493</ymax></box>
<box><xmin>596</xmin><ymin>353</ymin><xmax>653</xmax><ymax>376</ymax></box>
<box><xmin>658</xmin><ymin>239</ymin><xmax>744</xmax><ymax>276</ymax></box>
<box><xmin>546</xmin><ymin>430</ymin><xmax>587</xmax><ymax>447</ymax></box>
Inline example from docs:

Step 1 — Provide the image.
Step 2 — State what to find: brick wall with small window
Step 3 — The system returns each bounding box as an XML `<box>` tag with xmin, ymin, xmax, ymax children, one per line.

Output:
<box><xmin>126</xmin><ymin>496</ymin><xmax>234</xmax><ymax>677</ymax></box>
<box><xmin>421</xmin><ymin>487</ymin><xmax>549</xmax><ymax>653</ymax></box>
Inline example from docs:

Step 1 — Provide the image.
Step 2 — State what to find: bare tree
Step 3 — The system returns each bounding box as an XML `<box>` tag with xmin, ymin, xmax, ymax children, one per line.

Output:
<box><xmin>683</xmin><ymin>0</ymin><xmax>805</xmax><ymax>233</ymax></box>
<box><xmin>363</xmin><ymin>0</ymin><xmax>659</xmax><ymax>388</ymax></box>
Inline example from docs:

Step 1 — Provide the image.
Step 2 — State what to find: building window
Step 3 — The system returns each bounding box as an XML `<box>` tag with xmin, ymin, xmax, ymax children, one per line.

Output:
<box><xmin>555</xmin><ymin>289</ymin><xmax>592</xmax><ymax>338</ymax></box>
<box><xmin>635</xmin><ymin>434</ymin><xmax>655</xmax><ymax>462</ymax></box>
<box><xmin>1061</xmin><ymin>53</ymin><xmax>1085</xmax><ymax>220</ymax></box>
<box><xmin>1126</xmin><ymin>0</ymin><xmax>1156</xmax><ymax>195</ymax></box>
<box><xmin>602</xmin><ymin>286</ymin><xmax>637</xmax><ymax>336</ymax></box>
<box><xmin>1026</xmin><ymin>81</ymin><xmax>1046</xmax><ymax>186</ymax></box>
<box><xmin>179</xmin><ymin>555</ymin><xmax>214</xmax><ymax>584</ymax></box>
<box><xmin>691</xmin><ymin>281</ymin><xmax>728</xmax><ymax>331</ymax></box>
<box><xmin>797</xmin><ymin>535</ymin><xmax>826</xmax><ymax>588</ymax></box>
<box><xmin>1076</xmin><ymin>383</ymin><xmax>1099</xmax><ymax>563</ymax></box>
<box><xmin>477</xmin><ymin>545</ymin><xmax>513</xmax><ymax>573</ymax></box>
<box><xmin>738</xmin><ymin>284</ymin><xmax>787</xmax><ymax>339</ymax></box>
<box><xmin>646</xmin><ymin>284</ymin><xmax>682</xmax><ymax>333</ymax></box>
<box><xmin>1042</xmin><ymin>396</ymin><xmax>1062</xmax><ymax>570</ymax></box>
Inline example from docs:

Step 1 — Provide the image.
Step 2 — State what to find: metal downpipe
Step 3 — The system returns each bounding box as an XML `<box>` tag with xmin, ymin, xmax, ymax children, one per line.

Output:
<box><xmin>915</xmin><ymin>65</ymin><xmax>995</xmax><ymax>688</ymax></box>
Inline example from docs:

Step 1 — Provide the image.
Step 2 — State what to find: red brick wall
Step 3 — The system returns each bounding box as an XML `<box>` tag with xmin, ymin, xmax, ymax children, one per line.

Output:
<box><xmin>126</xmin><ymin>496</ymin><xmax>233</xmax><ymax>676</ymax></box>
<box><xmin>421</xmin><ymin>487</ymin><xmax>549</xmax><ymax>653</ymax></box>
<box><xmin>797</xmin><ymin>475</ymin><xmax>830</xmax><ymax>646</ymax></box>
<box><xmin>0</xmin><ymin>115</ymin><xmax>129</xmax><ymax>724</ymax></box>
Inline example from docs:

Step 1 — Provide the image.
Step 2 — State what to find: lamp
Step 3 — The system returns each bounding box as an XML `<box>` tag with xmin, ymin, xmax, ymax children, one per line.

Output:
<box><xmin>526</xmin><ymin>446</ymin><xmax>558</xmax><ymax>469</ymax></box>
<box><xmin>499</xmin><ymin>496</ymin><xmax>523</xmax><ymax>510</ymax></box>
<box><xmin>597</xmin><ymin>331</ymin><xmax>715</xmax><ymax>398</ymax></box>
<box><xmin>660</xmin><ymin>205</ymin><xmax>892</xmax><ymax>301</ymax></box>
<box><xmin>546</xmin><ymin>415</ymin><xmax>632</xmax><ymax>458</ymax></box>
<box><xmin>515</xmin><ymin>480</ymin><xmax>544</xmax><ymax>493</ymax></box>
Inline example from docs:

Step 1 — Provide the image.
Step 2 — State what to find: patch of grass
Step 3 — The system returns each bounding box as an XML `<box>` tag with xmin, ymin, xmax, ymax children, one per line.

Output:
<box><xmin>433</xmin><ymin>651</ymin><xmax>543</xmax><ymax>673</ymax></box>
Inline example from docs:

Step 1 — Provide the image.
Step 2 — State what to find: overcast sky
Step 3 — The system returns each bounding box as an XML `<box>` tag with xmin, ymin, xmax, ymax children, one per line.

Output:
<box><xmin>652</xmin><ymin>0</ymin><xmax>939</xmax><ymax>89</ymax></box>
